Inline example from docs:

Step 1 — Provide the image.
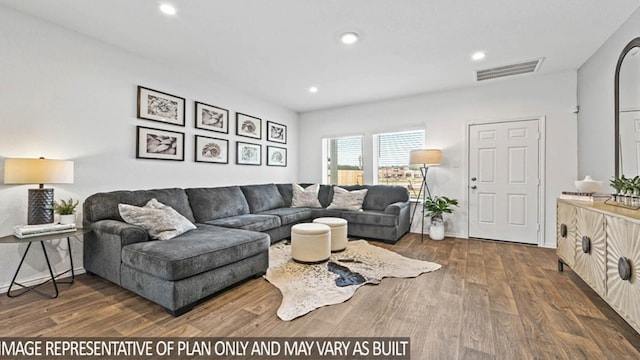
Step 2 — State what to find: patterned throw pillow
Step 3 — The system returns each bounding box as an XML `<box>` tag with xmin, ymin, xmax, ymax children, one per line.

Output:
<box><xmin>118</xmin><ymin>198</ymin><xmax>196</xmax><ymax>240</ymax></box>
<box><xmin>291</xmin><ymin>183</ymin><xmax>322</xmax><ymax>208</ymax></box>
<box><xmin>327</xmin><ymin>186</ymin><xmax>368</xmax><ymax>211</ymax></box>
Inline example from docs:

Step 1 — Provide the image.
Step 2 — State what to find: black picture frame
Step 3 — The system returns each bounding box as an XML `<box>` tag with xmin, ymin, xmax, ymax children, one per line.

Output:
<box><xmin>267</xmin><ymin>121</ymin><xmax>287</xmax><ymax>144</ymax></box>
<box><xmin>236</xmin><ymin>141</ymin><xmax>262</xmax><ymax>165</ymax></box>
<box><xmin>195</xmin><ymin>101</ymin><xmax>229</xmax><ymax>134</ymax></box>
<box><xmin>236</xmin><ymin>113</ymin><xmax>262</xmax><ymax>139</ymax></box>
<box><xmin>136</xmin><ymin>126</ymin><xmax>185</xmax><ymax>161</ymax></box>
<box><xmin>137</xmin><ymin>86</ymin><xmax>185</xmax><ymax>126</ymax></box>
<box><xmin>267</xmin><ymin>146</ymin><xmax>287</xmax><ymax>167</ymax></box>
<box><xmin>195</xmin><ymin>135</ymin><xmax>229</xmax><ymax>164</ymax></box>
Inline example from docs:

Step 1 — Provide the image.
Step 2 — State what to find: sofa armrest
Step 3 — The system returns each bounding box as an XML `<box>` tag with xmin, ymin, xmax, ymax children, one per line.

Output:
<box><xmin>89</xmin><ymin>219</ymin><xmax>149</xmax><ymax>247</ymax></box>
<box><xmin>384</xmin><ymin>201</ymin><xmax>410</xmax><ymax>216</ymax></box>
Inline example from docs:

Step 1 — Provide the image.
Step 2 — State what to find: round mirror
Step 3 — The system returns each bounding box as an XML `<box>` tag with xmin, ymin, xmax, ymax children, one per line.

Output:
<box><xmin>615</xmin><ymin>38</ymin><xmax>640</xmax><ymax>178</ymax></box>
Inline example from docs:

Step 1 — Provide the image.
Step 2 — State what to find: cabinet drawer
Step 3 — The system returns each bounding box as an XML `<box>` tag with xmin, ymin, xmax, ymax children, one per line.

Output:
<box><xmin>557</xmin><ymin>202</ymin><xmax>577</xmax><ymax>268</ymax></box>
<box><xmin>574</xmin><ymin>207</ymin><xmax>606</xmax><ymax>296</ymax></box>
<box><xmin>605</xmin><ymin>215</ymin><xmax>640</xmax><ymax>332</ymax></box>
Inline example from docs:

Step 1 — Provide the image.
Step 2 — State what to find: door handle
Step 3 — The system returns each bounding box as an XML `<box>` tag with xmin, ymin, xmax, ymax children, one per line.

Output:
<box><xmin>470</xmin><ymin>185</ymin><xmax>477</xmax><ymax>190</ymax></box>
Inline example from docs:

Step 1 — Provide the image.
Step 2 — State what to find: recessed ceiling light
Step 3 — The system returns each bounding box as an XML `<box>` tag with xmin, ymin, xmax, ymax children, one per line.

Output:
<box><xmin>471</xmin><ymin>51</ymin><xmax>486</xmax><ymax>61</ymax></box>
<box><xmin>340</xmin><ymin>32</ymin><xmax>359</xmax><ymax>45</ymax></box>
<box><xmin>309</xmin><ymin>86</ymin><xmax>318</xmax><ymax>93</ymax></box>
<box><xmin>159</xmin><ymin>3</ymin><xmax>177</xmax><ymax>16</ymax></box>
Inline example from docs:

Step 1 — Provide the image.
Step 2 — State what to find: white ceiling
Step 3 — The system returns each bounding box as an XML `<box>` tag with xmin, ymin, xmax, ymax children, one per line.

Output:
<box><xmin>2</xmin><ymin>0</ymin><xmax>639</xmax><ymax>112</ymax></box>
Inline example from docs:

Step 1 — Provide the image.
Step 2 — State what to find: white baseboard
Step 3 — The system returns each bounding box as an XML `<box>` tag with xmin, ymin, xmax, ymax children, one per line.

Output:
<box><xmin>408</xmin><ymin>230</ymin><xmax>466</xmax><ymax>239</ymax></box>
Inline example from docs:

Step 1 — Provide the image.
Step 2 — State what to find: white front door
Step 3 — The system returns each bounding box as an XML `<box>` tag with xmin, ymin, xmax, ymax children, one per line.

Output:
<box><xmin>468</xmin><ymin>119</ymin><xmax>540</xmax><ymax>244</ymax></box>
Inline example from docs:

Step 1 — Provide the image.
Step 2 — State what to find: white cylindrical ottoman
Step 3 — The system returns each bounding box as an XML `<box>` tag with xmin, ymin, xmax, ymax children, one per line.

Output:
<box><xmin>291</xmin><ymin>223</ymin><xmax>331</xmax><ymax>264</ymax></box>
<box><xmin>313</xmin><ymin>217</ymin><xmax>348</xmax><ymax>252</ymax></box>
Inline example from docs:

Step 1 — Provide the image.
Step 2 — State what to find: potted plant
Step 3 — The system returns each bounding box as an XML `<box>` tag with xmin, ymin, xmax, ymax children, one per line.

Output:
<box><xmin>423</xmin><ymin>196</ymin><xmax>458</xmax><ymax>240</ymax></box>
<box><xmin>53</xmin><ymin>198</ymin><xmax>79</xmax><ymax>225</ymax></box>
<box><xmin>610</xmin><ymin>176</ymin><xmax>625</xmax><ymax>198</ymax></box>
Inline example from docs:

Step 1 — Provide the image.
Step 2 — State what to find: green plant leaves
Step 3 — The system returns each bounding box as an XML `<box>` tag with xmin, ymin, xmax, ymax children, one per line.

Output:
<box><xmin>423</xmin><ymin>196</ymin><xmax>459</xmax><ymax>217</ymax></box>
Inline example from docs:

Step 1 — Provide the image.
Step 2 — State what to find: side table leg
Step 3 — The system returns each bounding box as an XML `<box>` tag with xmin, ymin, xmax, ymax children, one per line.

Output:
<box><xmin>40</xmin><ymin>241</ymin><xmax>60</xmax><ymax>298</ymax></box>
<box><xmin>54</xmin><ymin>237</ymin><xmax>75</xmax><ymax>285</ymax></box>
<box><xmin>67</xmin><ymin>237</ymin><xmax>75</xmax><ymax>283</ymax></box>
<box><xmin>7</xmin><ymin>242</ymin><xmax>32</xmax><ymax>298</ymax></box>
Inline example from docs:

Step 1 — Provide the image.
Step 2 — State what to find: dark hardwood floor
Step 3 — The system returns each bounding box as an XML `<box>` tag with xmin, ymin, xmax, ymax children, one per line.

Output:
<box><xmin>1</xmin><ymin>233</ymin><xmax>639</xmax><ymax>359</ymax></box>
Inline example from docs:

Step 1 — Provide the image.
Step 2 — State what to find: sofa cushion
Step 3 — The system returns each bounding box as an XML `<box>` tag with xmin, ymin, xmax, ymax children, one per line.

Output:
<box><xmin>291</xmin><ymin>184</ymin><xmax>322</xmax><ymax>208</ymax></box>
<box><xmin>311</xmin><ymin>208</ymin><xmax>344</xmax><ymax>219</ymax></box>
<box><xmin>343</xmin><ymin>185</ymin><xmax>409</xmax><ymax>211</ymax></box>
<box><xmin>206</xmin><ymin>214</ymin><xmax>281</xmax><ymax>232</ymax></box>
<box><xmin>84</xmin><ymin>188</ymin><xmax>195</xmax><ymax>223</ymax></box>
<box><xmin>185</xmin><ymin>186</ymin><xmax>250</xmax><ymax>222</ymax></box>
<box><xmin>342</xmin><ymin>210</ymin><xmax>398</xmax><ymax>227</ymax></box>
<box><xmin>327</xmin><ymin>186</ymin><xmax>368</xmax><ymax>211</ymax></box>
<box><xmin>241</xmin><ymin>184</ymin><xmax>285</xmax><ymax>213</ymax></box>
<box><xmin>276</xmin><ymin>183</ymin><xmax>293</xmax><ymax>207</ymax></box>
<box><xmin>118</xmin><ymin>198</ymin><xmax>196</xmax><ymax>240</ymax></box>
<box><xmin>121</xmin><ymin>225</ymin><xmax>269</xmax><ymax>281</ymax></box>
<box><xmin>258</xmin><ymin>207</ymin><xmax>312</xmax><ymax>225</ymax></box>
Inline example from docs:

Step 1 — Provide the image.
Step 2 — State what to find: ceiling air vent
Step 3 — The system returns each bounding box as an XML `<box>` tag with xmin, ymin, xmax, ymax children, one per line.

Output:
<box><xmin>475</xmin><ymin>58</ymin><xmax>543</xmax><ymax>81</ymax></box>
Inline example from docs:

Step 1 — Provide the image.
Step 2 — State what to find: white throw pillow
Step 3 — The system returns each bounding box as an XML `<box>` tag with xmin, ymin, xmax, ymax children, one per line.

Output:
<box><xmin>327</xmin><ymin>186</ymin><xmax>368</xmax><ymax>211</ymax></box>
<box><xmin>291</xmin><ymin>183</ymin><xmax>322</xmax><ymax>208</ymax></box>
<box><xmin>118</xmin><ymin>198</ymin><xmax>196</xmax><ymax>240</ymax></box>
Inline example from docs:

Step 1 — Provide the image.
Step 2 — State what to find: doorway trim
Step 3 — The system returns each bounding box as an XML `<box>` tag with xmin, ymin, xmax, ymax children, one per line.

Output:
<box><xmin>464</xmin><ymin>116</ymin><xmax>546</xmax><ymax>246</ymax></box>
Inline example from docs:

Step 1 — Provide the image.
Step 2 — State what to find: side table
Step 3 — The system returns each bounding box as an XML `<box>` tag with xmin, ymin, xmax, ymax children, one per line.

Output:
<box><xmin>0</xmin><ymin>228</ymin><xmax>90</xmax><ymax>299</ymax></box>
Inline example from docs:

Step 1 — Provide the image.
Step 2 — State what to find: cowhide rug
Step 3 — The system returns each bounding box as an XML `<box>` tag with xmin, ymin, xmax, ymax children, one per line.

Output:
<box><xmin>264</xmin><ymin>239</ymin><xmax>441</xmax><ymax>321</ymax></box>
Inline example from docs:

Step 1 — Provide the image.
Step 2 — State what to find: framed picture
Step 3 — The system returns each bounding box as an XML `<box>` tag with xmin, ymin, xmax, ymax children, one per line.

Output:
<box><xmin>236</xmin><ymin>113</ymin><xmax>262</xmax><ymax>139</ymax></box>
<box><xmin>195</xmin><ymin>135</ymin><xmax>228</xmax><ymax>164</ymax></box>
<box><xmin>195</xmin><ymin>101</ymin><xmax>229</xmax><ymax>133</ymax></box>
<box><xmin>267</xmin><ymin>121</ymin><xmax>287</xmax><ymax>144</ymax></box>
<box><xmin>236</xmin><ymin>141</ymin><xmax>262</xmax><ymax>166</ymax></box>
<box><xmin>267</xmin><ymin>146</ymin><xmax>287</xmax><ymax>167</ymax></box>
<box><xmin>137</xmin><ymin>86</ymin><xmax>185</xmax><ymax>126</ymax></box>
<box><xmin>136</xmin><ymin>126</ymin><xmax>184</xmax><ymax>161</ymax></box>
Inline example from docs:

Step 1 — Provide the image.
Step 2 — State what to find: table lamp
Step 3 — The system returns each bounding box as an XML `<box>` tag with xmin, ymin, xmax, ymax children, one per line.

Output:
<box><xmin>4</xmin><ymin>157</ymin><xmax>74</xmax><ymax>225</ymax></box>
<box><xmin>409</xmin><ymin>149</ymin><xmax>441</xmax><ymax>241</ymax></box>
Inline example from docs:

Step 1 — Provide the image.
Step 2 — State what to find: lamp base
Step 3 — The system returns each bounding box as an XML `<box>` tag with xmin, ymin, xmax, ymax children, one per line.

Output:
<box><xmin>28</xmin><ymin>188</ymin><xmax>54</xmax><ymax>225</ymax></box>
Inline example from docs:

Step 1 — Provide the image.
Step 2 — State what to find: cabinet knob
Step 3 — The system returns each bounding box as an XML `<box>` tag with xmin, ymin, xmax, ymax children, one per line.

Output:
<box><xmin>618</xmin><ymin>257</ymin><xmax>632</xmax><ymax>281</ymax></box>
<box><xmin>560</xmin><ymin>224</ymin><xmax>567</xmax><ymax>238</ymax></box>
<box><xmin>470</xmin><ymin>185</ymin><xmax>477</xmax><ymax>190</ymax></box>
<box><xmin>582</xmin><ymin>236</ymin><xmax>591</xmax><ymax>254</ymax></box>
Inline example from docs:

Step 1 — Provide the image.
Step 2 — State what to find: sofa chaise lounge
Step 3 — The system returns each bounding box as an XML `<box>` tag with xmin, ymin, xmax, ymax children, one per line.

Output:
<box><xmin>83</xmin><ymin>183</ymin><xmax>410</xmax><ymax>315</ymax></box>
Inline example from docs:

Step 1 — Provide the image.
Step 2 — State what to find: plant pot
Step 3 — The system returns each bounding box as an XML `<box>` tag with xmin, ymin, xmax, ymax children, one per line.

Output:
<box><xmin>59</xmin><ymin>214</ymin><xmax>75</xmax><ymax>225</ymax></box>
<box><xmin>429</xmin><ymin>217</ymin><xmax>445</xmax><ymax>241</ymax></box>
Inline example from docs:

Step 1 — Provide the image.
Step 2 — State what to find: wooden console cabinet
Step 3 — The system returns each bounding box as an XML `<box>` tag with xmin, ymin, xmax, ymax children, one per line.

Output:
<box><xmin>557</xmin><ymin>199</ymin><xmax>640</xmax><ymax>334</ymax></box>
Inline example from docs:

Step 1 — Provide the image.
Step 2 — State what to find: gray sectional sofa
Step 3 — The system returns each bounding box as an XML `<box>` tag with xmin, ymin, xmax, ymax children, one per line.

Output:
<box><xmin>83</xmin><ymin>183</ymin><xmax>410</xmax><ymax>315</ymax></box>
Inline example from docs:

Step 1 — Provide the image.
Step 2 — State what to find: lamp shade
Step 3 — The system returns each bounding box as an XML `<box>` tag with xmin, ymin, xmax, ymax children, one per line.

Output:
<box><xmin>4</xmin><ymin>158</ymin><xmax>74</xmax><ymax>185</ymax></box>
<box><xmin>409</xmin><ymin>149</ymin><xmax>441</xmax><ymax>166</ymax></box>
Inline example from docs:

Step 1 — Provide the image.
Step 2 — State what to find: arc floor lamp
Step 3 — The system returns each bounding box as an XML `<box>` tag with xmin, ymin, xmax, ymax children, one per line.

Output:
<box><xmin>409</xmin><ymin>149</ymin><xmax>441</xmax><ymax>241</ymax></box>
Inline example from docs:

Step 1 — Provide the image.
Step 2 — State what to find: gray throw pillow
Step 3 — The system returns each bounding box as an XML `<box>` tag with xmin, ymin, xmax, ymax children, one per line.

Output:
<box><xmin>118</xmin><ymin>198</ymin><xmax>196</xmax><ymax>240</ymax></box>
<box><xmin>327</xmin><ymin>186</ymin><xmax>368</xmax><ymax>211</ymax></box>
<box><xmin>291</xmin><ymin>183</ymin><xmax>322</xmax><ymax>208</ymax></box>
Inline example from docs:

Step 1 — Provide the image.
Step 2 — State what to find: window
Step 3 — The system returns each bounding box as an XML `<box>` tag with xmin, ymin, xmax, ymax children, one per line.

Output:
<box><xmin>323</xmin><ymin>135</ymin><xmax>364</xmax><ymax>185</ymax></box>
<box><xmin>374</xmin><ymin>130</ymin><xmax>425</xmax><ymax>199</ymax></box>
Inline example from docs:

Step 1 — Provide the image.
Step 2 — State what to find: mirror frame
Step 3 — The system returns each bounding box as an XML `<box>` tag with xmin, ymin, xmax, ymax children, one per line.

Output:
<box><xmin>615</xmin><ymin>37</ymin><xmax>640</xmax><ymax>177</ymax></box>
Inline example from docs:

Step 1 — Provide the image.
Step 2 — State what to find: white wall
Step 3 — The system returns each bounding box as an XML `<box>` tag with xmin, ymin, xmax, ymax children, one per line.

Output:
<box><xmin>0</xmin><ymin>7</ymin><xmax>298</xmax><ymax>289</ymax></box>
<box><xmin>577</xmin><ymin>7</ymin><xmax>640</xmax><ymax>182</ymax></box>
<box><xmin>299</xmin><ymin>71</ymin><xmax>578</xmax><ymax>247</ymax></box>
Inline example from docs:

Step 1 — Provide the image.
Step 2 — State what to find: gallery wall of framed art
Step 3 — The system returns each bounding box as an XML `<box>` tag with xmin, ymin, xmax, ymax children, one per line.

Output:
<box><xmin>135</xmin><ymin>85</ymin><xmax>288</xmax><ymax>167</ymax></box>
